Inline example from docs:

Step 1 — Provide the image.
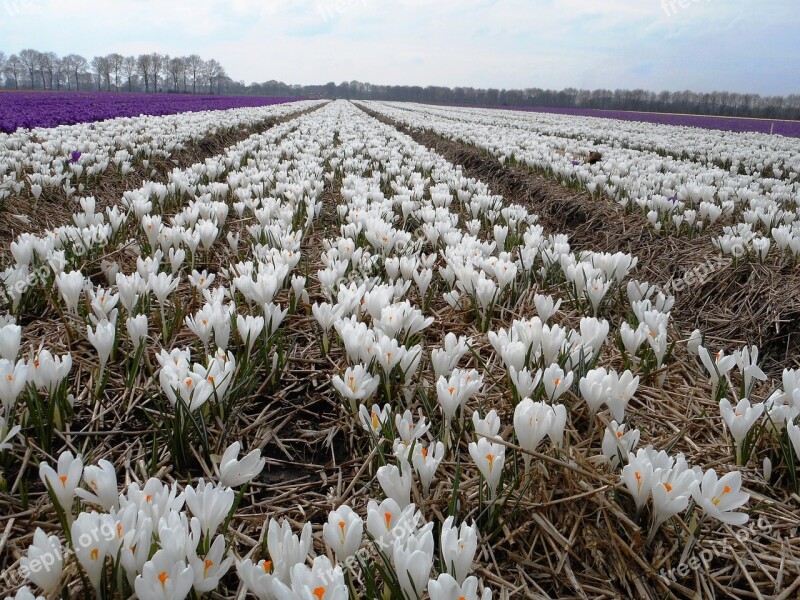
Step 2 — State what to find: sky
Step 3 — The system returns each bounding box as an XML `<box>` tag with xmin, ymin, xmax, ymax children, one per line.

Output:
<box><xmin>1</xmin><ymin>0</ymin><xmax>798</xmax><ymax>95</ymax></box>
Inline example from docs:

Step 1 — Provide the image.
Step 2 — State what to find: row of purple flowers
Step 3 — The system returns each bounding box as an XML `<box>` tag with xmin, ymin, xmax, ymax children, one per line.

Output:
<box><xmin>491</xmin><ymin>105</ymin><xmax>800</xmax><ymax>138</ymax></box>
<box><xmin>0</xmin><ymin>91</ymin><xmax>299</xmax><ymax>133</ymax></box>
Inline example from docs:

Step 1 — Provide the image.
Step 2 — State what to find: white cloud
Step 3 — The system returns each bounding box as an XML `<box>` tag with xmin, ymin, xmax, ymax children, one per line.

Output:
<box><xmin>0</xmin><ymin>0</ymin><xmax>794</xmax><ymax>94</ymax></box>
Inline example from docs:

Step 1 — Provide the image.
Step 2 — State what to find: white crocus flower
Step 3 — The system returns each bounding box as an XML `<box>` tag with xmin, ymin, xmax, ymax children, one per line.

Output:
<box><xmin>719</xmin><ymin>397</ymin><xmax>764</xmax><ymax>463</ymax></box>
<box><xmin>468</xmin><ymin>437</ymin><xmax>505</xmax><ymax>499</ymax></box>
<box><xmin>323</xmin><ymin>505</ymin><xmax>363</xmax><ymax>561</ymax></box>
<box><xmin>216</xmin><ymin>441</ymin><xmax>265</xmax><ymax>487</ymax></box>
<box><xmin>690</xmin><ymin>468</ymin><xmax>750</xmax><ymax>525</ymax></box>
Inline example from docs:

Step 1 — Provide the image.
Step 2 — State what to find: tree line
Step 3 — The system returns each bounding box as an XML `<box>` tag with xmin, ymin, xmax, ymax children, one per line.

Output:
<box><xmin>252</xmin><ymin>81</ymin><xmax>800</xmax><ymax>121</ymax></box>
<box><xmin>0</xmin><ymin>49</ymin><xmax>228</xmax><ymax>94</ymax></box>
<box><xmin>1</xmin><ymin>48</ymin><xmax>798</xmax><ymax>120</ymax></box>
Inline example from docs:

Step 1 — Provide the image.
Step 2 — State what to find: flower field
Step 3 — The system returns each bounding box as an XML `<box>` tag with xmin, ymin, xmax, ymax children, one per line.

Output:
<box><xmin>0</xmin><ymin>92</ymin><xmax>300</xmax><ymax>134</ymax></box>
<box><xmin>1</xmin><ymin>98</ymin><xmax>800</xmax><ymax>600</ymax></box>
<box><xmin>490</xmin><ymin>105</ymin><xmax>800</xmax><ymax>138</ymax></box>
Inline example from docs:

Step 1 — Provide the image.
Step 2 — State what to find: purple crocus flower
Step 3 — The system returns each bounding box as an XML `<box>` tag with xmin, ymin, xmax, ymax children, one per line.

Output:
<box><xmin>69</xmin><ymin>151</ymin><xmax>82</xmax><ymax>164</ymax></box>
<box><xmin>0</xmin><ymin>91</ymin><xmax>296</xmax><ymax>133</ymax></box>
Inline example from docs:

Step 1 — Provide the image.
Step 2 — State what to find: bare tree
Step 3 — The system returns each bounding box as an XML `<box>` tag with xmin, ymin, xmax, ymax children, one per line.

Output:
<box><xmin>159</xmin><ymin>54</ymin><xmax>172</xmax><ymax>91</ymax></box>
<box><xmin>18</xmin><ymin>48</ymin><xmax>41</xmax><ymax>89</ymax></box>
<box><xmin>107</xmin><ymin>53</ymin><xmax>124</xmax><ymax>91</ymax></box>
<box><xmin>168</xmin><ymin>56</ymin><xmax>185</xmax><ymax>92</ymax></box>
<box><xmin>63</xmin><ymin>54</ymin><xmax>88</xmax><ymax>90</ymax></box>
<box><xmin>181</xmin><ymin>59</ymin><xmax>189</xmax><ymax>92</ymax></box>
<box><xmin>5</xmin><ymin>55</ymin><xmax>21</xmax><ymax>89</ymax></box>
<box><xmin>215</xmin><ymin>66</ymin><xmax>228</xmax><ymax>95</ymax></box>
<box><xmin>41</xmin><ymin>52</ymin><xmax>60</xmax><ymax>89</ymax></box>
<box><xmin>59</xmin><ymin>55</ymin><xmax>73</xmax><ymax>90</ymax></box>
<box><xmin>137</xmin><ymin>54</ymin><xmax>153</xmax><ymax>92</ymax></box>
<box><xmin>36</xmin><ymin>52</ymin><xmax>50</xmax><ymax>88</ymax></box>
<box><xmin>91</xmin><ymin>55</ymin><xmax>112</xmax><ymax>91</ymax></box>
<box><xmin>0</xmin><ymin>51</ymin><xmax>6</xmax><ymax>83</ymax></box>
<box><xmin>90</xmin><ymin>56</ymin><xmax>103</xmax><ymax>90</ymax></box>
<box><xmin>53</xmin><ymin>56</ymin><xmax>66</xmax><ymax>90</ymax></box>
<box><xmin>186</xmin><ymin>54</ymin><xmax>204</xmax><ymax>94</ymax></box>
<box><xmin>122</xmin><ymin>56</ymin><xmax>137</xmax><ymax>92</ymax></box>
<box><xmin>150</xmin><ymin>53</ymin><xmax>165</xmax><ymax>92</ymax></box>
<box><xmin>205</xmin><ymin>59</ymin><xmax>223</xmax><ymax>94</ymax></box>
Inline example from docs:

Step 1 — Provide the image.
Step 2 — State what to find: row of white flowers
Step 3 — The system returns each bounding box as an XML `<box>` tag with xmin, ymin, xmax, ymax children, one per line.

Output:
<box><xmin>0</xmin><ymin>100</ymin><xmax>324</xmax><ymax>205</ymax></box>
<box><xmin>361</xmin><ymin>101</ymin><xmax>800</xmax><ymax>262</ymax></box>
